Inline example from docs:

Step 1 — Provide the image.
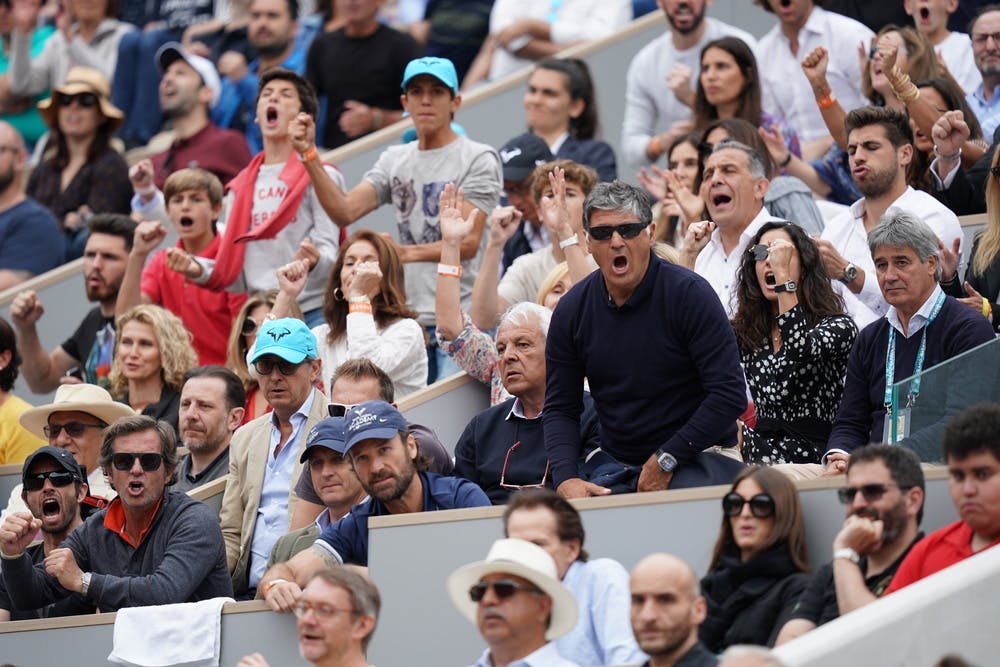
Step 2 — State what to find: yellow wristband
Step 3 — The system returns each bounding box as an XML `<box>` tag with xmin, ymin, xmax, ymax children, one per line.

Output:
<box><xmin>983</xmin><ymin>298</ymin><xmax>992</xmax><ymax>319</ymax></box>
<box><xmin>299</xmin><ymin>146</ymin><xmax>319</xmax><ymax>163</ymax></box>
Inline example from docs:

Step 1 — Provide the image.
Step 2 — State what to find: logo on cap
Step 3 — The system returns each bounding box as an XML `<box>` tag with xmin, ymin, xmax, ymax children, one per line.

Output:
<box><xmin>500</xmin><ymin>148</ymin><xmax>523</xmax><ymax>163</ymax></box>
<box><xmin>268</xmin><ymin>327</ymin><xmax>292</xmax><ymax>341</ymax></box>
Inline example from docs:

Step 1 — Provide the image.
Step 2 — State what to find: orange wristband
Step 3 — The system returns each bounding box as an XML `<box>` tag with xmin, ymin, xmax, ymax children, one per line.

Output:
<box><xmin>816</xmin><ymin>93</ymin><xmax>837</xmax><ymax>110</ymax></box>
<box><xmin>299</xmin><ymin>146</ymin><xmax>319</xmax><ymax>162</ymax></box>
<box><xmin>349</xmin><ymin>302</ymin><xmax>373</xmax><ymax>314</ymax></box>
<box><xmin>437</xmin><ymin>263</ymin><xmax>462</xmax><ymax>277</ymax></box>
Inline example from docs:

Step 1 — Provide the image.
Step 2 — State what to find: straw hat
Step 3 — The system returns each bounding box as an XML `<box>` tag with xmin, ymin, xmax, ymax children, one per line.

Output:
<box><xmin>20</xmin><ymin>383</ymin><xmax>136</xmax><ymax>439</ymax></box>
<box><xmin>37</xmin><ymin>66</ymin><xmax>124</xmax><ymax>132</ymax></box>
<box><xmin>446</xmin><ymin>539</ymin><xmax>578</xmax><ymax>641</ymax></box>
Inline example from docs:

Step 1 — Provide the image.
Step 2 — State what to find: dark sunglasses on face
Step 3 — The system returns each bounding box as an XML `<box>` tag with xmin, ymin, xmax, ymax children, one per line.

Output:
<box><xmin>468</xmin><ymin>579</ymin><xmax>541</xmax><ymax>603</ymax></box>
<box><xmin>57</xmin><ymin>92</ymin><xmax>99</xmax><ymax>108</ymax></box>
<box><xmin>111</xmin><ymin>452</ymin><xmax>164</xmax><ymax>472</ymax></box>
<box><xmin>253</xmin><ymin>358</ymin><xmax>302</xmax><ymax>376</ymax></box>
<box><xmin>837</xmin><ymin>483</ymin><xmax>902</xmax><ymax>504</ymax></box>
<box><xmin>327</xmin><ymin>402</ymin><xmax>356</xmax><ymax>418</ymax></box>
<box><xmin>722</xmin><ymin>492</ymin><xmax>776</xmax><ymax>518</ymax></box>
<box><xmin>587</xmin><ymin>221</ymin><xmax>649</xmax><ymax>241</ymax></box>
<box><xmin>241</xmin><ymin>317</ymin><xmax>259</xmax><ymax>336</ymax></box>
<box><xmin>44</xmin><ymin>421</ymin><xmax>104</xmax><ymax>439</ymax></box>
<box><xmin>24</xmin><ymin>470</ymin><xmax>78</xmax><ymax>491</ymax></box>
<box><xmin>748</xmin><ymin>244</ymin><xmax>770</xmax><ymax>262</ymax></box>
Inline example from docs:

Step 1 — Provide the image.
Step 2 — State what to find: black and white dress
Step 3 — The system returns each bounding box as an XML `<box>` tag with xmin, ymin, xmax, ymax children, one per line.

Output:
<box><xmin>741</xmin><ymin>305</ymin><xmax>857</xmax><ymax>464</ymax></box>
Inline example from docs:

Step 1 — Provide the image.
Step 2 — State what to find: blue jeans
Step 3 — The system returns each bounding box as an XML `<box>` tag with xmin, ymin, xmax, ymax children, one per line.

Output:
<box><xmin>111</xmin><ymin>28</ymin><xmax>179</xmax><ymax>145</ymax></box>
<box><xmin>425</xmin><ymin>326</ymin><xmax>462</xmax><ymax>384</ymax></box>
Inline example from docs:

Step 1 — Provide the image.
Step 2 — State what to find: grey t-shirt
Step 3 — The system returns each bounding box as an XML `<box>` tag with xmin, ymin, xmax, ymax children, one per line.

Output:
<box><xmin>364</xmin><ymin>135</ymin><xmax>502</xmax><ymax>325</ymax></box>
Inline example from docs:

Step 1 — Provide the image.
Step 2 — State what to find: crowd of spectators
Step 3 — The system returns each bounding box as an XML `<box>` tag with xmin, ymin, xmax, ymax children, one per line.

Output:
<box><xmin>0</xmin><ymin>0</ymin><xmax>999</xmax><ymax>664</ymax></box>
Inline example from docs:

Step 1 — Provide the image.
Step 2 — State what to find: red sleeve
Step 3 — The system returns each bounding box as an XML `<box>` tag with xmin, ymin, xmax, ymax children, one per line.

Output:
<box><xmin>141</xmin><ymin>252</ymin><xmax>165</xmax><ymax>304</ymax></box>
<box><xmin>885</xmin><ymin>536</ymin><xmax>931</xmax><ymax>594</ymax></box>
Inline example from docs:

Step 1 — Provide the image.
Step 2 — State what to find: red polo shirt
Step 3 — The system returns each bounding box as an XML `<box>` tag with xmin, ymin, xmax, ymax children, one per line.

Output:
<box><xmin>886</xmin><ymin>519</ymin><xmax>1000</xmax><ymax>593</ymax></box>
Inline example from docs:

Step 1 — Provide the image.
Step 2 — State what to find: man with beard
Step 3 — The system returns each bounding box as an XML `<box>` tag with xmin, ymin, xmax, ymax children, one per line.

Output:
<box><xmin>756</xmin><ymin>0</ymin><xmax>873</xmax><ymax>157</ymax></box>
<box><xmin>213</xmin><ymin>0</ymin><xmax>310</xmax><ymax>154</ymax></box>
<box><xmin>258</xmin><ymin>401</ymin><xmax>489</xmax><ymax>611</ymax></box>
<box><xmin>629</xmin><ymin>553</ymin><xmax>717</xmax><ymax>667</ymax></box>
<box><xmin>817</xmin><ymin>107</ymin><xmax>962</xmax><ymax>328</ymax></box>
<box><xmin>0</xmin><ymin>120</ymin><xmax>63</xmax><ymax>290</ymax></box>
<box><xmin>10</xmin><ymin>213</ymin><xmax>136</xmax><ymax>392</ymax></box>
<box><xmin>173</xmin><ymin>366</ymin><xmax>246</xmax><ymax>494</ymax></box>
<box><xmin>621</xmin><ymin>0</ymin><xmax>757</xmax><ymax>172</ymax></box>
<box><xmin>129</xmin><ymin>43</ymin><xmax>251</xmax><ymax>197</ymax></box>
<box><xmin>775</xmin><ymin>445</ymin><xmax>925</xmax><ymax>645</ymax></box>
<box><xmin>0</xmin><ymin>446</ymin><xmax>95</xmax><ymax>621</ymax></box>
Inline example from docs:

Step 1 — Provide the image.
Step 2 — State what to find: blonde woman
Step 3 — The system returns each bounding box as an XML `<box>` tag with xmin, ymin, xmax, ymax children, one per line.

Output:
<box><xmin>110</xmin><ymin>305</ymin><xmax>196</xmax><ymax>434</ymax></box>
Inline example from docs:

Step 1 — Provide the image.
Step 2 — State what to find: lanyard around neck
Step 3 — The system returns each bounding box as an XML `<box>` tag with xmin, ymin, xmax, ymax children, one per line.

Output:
<box><xmin>883</xmin><ymin>290</ymin><xmax>947</xmax><ymax>413</ymax></box>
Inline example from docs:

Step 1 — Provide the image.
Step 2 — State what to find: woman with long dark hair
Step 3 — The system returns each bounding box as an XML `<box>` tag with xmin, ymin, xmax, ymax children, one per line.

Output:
<box><xmin>28</xmin><ymin>66</ymin><xmax>132</xmax><ymax>260</ymax></box>
<box><xmin>523</xmin><ymin>58</ymin><xmax>616</xmax><ymax>181</ymax></box>
<box><xmin>700</xmin><ymin>466</ymin><xmax>811</xmax><ymax>652</ymax></box>
<box><xmin>731</xmin><ymin>221</ymin><xmax>857</xmax><ymax>464</ymax></box>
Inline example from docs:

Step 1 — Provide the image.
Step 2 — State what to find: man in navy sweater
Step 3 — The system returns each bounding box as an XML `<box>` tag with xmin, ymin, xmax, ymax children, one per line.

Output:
<box><xmin>544</xmin><ymin>180</ymin><xmax>747</xmax><ymax>497</ymax></box>
<box><xmin>825</xmin><ymin>211</ymin><xmax>996</xmax><ymax>469</ymax></box>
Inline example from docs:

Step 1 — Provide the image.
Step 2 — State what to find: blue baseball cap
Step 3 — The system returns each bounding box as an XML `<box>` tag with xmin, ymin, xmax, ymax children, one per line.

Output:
<box><xmin>343</xmin><ymin>400</ymin><xmax>409</xmax><ymax>453</ymax></box>
<box><xmin>250</xmin><ymin>318</ymin><xmax>317</xmax><ymax>364</ymax></box>
<box><xmin>401</xmin><ymin>57</ymin><xmax>459</xmax><ymax>95</ymax></box>
<box><xmin>300</xmin><ymin>417</ymin><xmax>348</xmax><ymax>462</ymax></box>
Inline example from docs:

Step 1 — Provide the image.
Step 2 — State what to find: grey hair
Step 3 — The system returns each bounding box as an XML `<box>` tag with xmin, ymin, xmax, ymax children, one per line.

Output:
<box><xmin>867</xmin><ymin>210</ymin><xmax>942</xmax><ymax>281</ymax></box>
<box><xmin>712</xmin><ymin>139</ymin><xmax>768</xmax><ymax>180</ymax></box>
<box><xmin>582</xmin><ymin>180</ymin><xmax>652</xmax><ymax>229</ymax></box>
<box><xmin>498</xmin><ymin>301</ymin><xmax>551</xmax><ymax>339</ymax></box>
<box><xmin>306</xmin><ymin>568</ymin><xmax>381</xmax><ymax>650</ymax></box>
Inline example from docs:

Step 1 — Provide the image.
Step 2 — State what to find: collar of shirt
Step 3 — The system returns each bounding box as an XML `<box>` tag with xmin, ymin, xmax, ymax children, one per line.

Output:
<box><xmin>473</xmin><ymin>642</ymin><xmax>567</xmax><ymax>667</ymax></box>
<box><xmin>548</xmin><ymin>132</ymin><xmax>570</xmax><ymax>156</ymax></box>
<box><xmin>181</xmin><ymin>447</ymin><xmax>228</xmax><ymax>483</ymax></box>
<box><xmin>705</xmin><ymin>205</ymin><xmax>774</xmax><ymax>257</ymax></box>
<box><xmin>506</xmin><ymin>397</ymin><xmax>542</xmax><ymax>421</ymax></box>
<box><xmin>523</xmin><ymin>220</ymin><xmax>551</xmax><ymax>251</ymax></box>
<box><xmin>268</xmin><ymin>390</ymin><xmax>316</xmax><ymax>460</ymax></box>
<box><xmin>886</xmin><ymin>285</ymin><xmax>944</xmax><ymax>338</ymax></box>
<box><xmin>848</xmin><ymin>186</ymin><xmax>919</xmax><ymax>230</ymax></box>
<box><xmin>972</xmin><ymin>82</ymin><xmax>1000</xmax><ymax>105</ymax></box>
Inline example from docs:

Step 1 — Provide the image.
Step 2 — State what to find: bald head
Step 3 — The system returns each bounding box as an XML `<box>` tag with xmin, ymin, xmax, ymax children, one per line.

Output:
<box><xmin>0</xmin><ymin>121</ymin><xmax>26</xmax><ymax>193</ymax></box>
<box><xmin>630</xmin><ymin>553</ymin><xmax>705</xmax><ymax>660</ymax></box>
<box><xmin>0</xmin><ymin>121</ymin><xmax>26</xmax><ymax>152</ymax></box>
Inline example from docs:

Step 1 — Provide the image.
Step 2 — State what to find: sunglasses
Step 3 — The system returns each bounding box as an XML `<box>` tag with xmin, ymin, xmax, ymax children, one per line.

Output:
<box><xmin>44</xmin><ymin>421</ymin><xmax>104</xmax><ymax>439</ymax></box>
<box><xmin>253</xmin><ymin>358</ymin><xmax>303</xmax><ymax>376</ymax></box>
<box><xmin>747</xmin><ymin>244</ymin><xmax>770</xmax><ymax>262</ymax></box>
<box><xmin>328</xmin><ymin>402</ymin><xmax>356</xmax><ymax>418</ymax></box>
<box><xmin>468</xmin><ymin>579</ymin><xmax>542</xmax><ymax>603</ymax></box>
<box><xmin>241</xmin><ymin>317</ymin><xmax>260</xmax><ymax>336</ymax></box>
<box><xmin>56</xmin><ymin>92</ymin><xmax>99</xmax><ymax>108</ymax></box>
<box><xmin>111</xmin><ymin>452</ymin><xmax>164</xmax><ymax>472</ymax></box>
<box><xmin>499</xmin><ymin>441</ymin><xmax>550</xmax><ymax>490</ymax></box>
<box><xmin>24</xmin><ymin>470</ymin><xmax>78</xmax><ymax>492</ymax></box>
<box><xmin>722</xmin><ymin>492</ymin><xmax>776</xmax><ymax>518</ymax></box>
<box><xmin>587</xmin><ymin>221</ymin><xmax>649</xmax><ymax>241</ymax></box>
<box><xmin>837</xmin><ymin>483</ymin><xmax>903</xmax><ymax>504</ymax></box>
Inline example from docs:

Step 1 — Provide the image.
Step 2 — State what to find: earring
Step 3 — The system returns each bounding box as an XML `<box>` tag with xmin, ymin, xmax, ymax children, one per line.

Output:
<box><xmin>333</xmin><ymin>287</ymin><xmax>345</xmax><ymax>302</ymax></box>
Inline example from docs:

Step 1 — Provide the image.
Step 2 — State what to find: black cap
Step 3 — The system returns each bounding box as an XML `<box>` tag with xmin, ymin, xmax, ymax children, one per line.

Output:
<box><xmin>499</xmin><ymin>133</ymin><xmax>554</xmax><ymax>181</ymax></box>
<box><xmin>22</xmin><ymin>446</ymin><xmax>85</xmax><ymax>483</ymax></box>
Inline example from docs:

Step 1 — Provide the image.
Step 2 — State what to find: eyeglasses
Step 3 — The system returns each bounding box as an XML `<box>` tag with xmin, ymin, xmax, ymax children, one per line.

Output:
<box><xmin>293</xmin><ymin>601</ymin><xmax>356</xmax><ymax>621</ymax></box>
<box><xmin>973</xmin><ymin>31</ymin><xmax>1000</xmax><ymax>47</ymax></box>
<box><xmin>837</xmin><ymin>483</ymin><xmax>904</xmax><ymax>504</ymax></box>
<box><xmin>747</xmin><ymin>244</ymin><xmax>770</xmax><ymax>262</ymax></box>
<box><xmin>253</xmin><ymin>358</ymin><xmax>303</xmax><ymax>376</ymax></box>
<box><xmin>499</xmin><ymin>441</ymin><xmax>550</xmax><ymax>490</ymax></box>
<box><xmin>24</xmin><ymin>470</ymin><xmax>78</xmax><ymax>491</ymax></box>
<box><xmin>468</xmin><ymin>579</ymin><xmax>542</xmax><ymax>603</ymax></box>
<box><xmin>328</xmin><ymin>402</ymin><xmax>356</xmax><ymax>418</ymax></box>
<box><xmin>721</xmin><ymin>492</ymin><xmax>775</xmax><ymax>518</ymax></box>
<box><xmin>56</xmin><ymin>92</ymin><xmax>99</xmax><ymax>108</ymax></box>
<box><xmin>110</xmin><ymin>452</ymin><xmax>164</xmax><ymax>472</ymax></box>
<box><xmin>44</xmin><ymin>421</ymin><xmax>104</xmax><ymax>439</ymax></box>
<box><xmin>241</xmin><ymin>317</ymin><xmax>260</xmax><ymax>336</ymax></box>
<box><xmin>587</xmin><ymin>221</ymin><xmax>649</xmax><ymax>241</ymax></box>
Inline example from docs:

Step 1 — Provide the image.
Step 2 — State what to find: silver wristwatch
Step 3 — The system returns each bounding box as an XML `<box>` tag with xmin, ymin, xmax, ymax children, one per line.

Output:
<box><xmin>655</xmin><ymin>448</ymin><xmax>678</xmax><ymax>473</ymax></box>
<box><xmin>840</xmin><ymin>263</ymin><xmax>858</xmax><ymax>285</ymax></box>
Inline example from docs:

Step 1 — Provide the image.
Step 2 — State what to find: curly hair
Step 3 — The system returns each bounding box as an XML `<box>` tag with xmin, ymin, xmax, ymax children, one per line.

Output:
<box><xmin>731</xmin><ymin>221</ymin><xmax>849</xmax><ymax>355</ymax></box>
<box><xmin>709</xmin><ymin>466</ymin><xmax>809</xmax><ymax>572</ymax></box>
<box><xmin>692</xmin><ymin>37</ymin><xmax>761</xmax><ymax>132</ymax></box>
<box><xmin>110</xmin><ymin>305</ymin><xmax>197</xmax><ymax>397</ymax></box>
<box><xmin>321</xmin><ymin>230</ymin><xmax>417</xmax><ymax>345</ymax></box>
<box><xmin>0</xmin><ymin>317</ymin><xmax>20</xmax><ymax>393</ymax></box>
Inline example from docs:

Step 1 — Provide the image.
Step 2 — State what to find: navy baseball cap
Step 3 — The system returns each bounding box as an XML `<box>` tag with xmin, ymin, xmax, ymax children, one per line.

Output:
<box><xmin>343</xmin><ymin>401</ymin><xmax>408</xmax><ymax>453</ymax></box>
<box><xmin>300</xmin><ymin>417</ymin><xmax>349</xmax><ymax>462</ymax></box>
<box><xmin>401</xmin><ymin>57</ymin><xmax>459</xmax><ymax>95</ymax></box>
<box><xmin>250</xmin><ymin>318</ymin><xmax>318</xmax><ymax>364</ymax></box>
<box><xmin>23</xmin><ymin>446</ymin><xmax>86</xmax><ymax>482</ymax></box>
<box><xmin>499</xmin><ymin>133</ymin><xmax>554</xmax><ymax>181</ymax></box>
